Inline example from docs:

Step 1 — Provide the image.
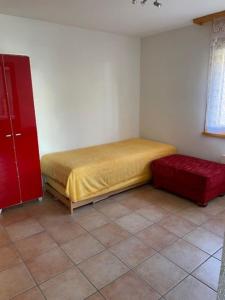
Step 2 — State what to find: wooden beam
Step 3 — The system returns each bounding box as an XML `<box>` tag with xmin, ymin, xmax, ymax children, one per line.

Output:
<box><xmin>193</xmin><ymin>10</ymin><xmax>225</xmax><ymax>25</ymax></box>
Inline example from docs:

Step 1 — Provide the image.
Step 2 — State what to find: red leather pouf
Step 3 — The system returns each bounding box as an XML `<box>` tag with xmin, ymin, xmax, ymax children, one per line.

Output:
<box><xmin>151</xmin><ymin>154</ymin><xmax>225</xmax><ymax>206</ymax></box>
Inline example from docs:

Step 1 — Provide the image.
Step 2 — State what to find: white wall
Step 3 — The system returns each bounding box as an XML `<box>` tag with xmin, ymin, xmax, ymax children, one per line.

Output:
<box><xmin>3</xmin><ymin>14</ymin><xmax>223</xmax><ymax>161</ymax></box>
<box><xmin>0</xmin><ymin>14</ymin><xmax>140</xmax><ymax>156</ymax></box>
<box><xmin>141</xmin><ymin>25</ymin><xmax>225</xmax><ymax>162</ymax></box>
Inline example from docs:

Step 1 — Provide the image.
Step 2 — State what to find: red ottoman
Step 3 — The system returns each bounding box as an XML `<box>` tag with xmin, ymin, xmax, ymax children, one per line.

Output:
<box><xmin>151</xmin><ymin>154</ymin><xmax>225</xmax><ymax>206</ymax></box>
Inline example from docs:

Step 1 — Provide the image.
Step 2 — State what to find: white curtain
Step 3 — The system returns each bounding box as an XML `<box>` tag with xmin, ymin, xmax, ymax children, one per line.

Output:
<box><xmin>205</xmin><ymin>18</ymin><xmax>225</xmax><ymax>134</ymax></box>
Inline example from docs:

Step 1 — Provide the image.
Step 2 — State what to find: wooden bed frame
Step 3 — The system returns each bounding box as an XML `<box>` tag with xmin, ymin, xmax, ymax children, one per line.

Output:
<box><xmin>45</xmin><ymin>181</ymin><xmax>148</xmax><ymax>214</ymax></box>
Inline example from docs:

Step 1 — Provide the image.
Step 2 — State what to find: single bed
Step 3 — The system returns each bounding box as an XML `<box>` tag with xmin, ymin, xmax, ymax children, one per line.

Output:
<box><xmin>41</xmin><ymin>138</ymin><xmax>176</xmax><ymax>213</ymax></box>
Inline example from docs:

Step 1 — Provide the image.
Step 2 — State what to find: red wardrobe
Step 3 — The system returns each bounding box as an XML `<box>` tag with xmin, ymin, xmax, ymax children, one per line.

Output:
<box><xmin>0</xmin><ymin>54</ymin><xmax>42</xmax><ymax>211</ymax></box>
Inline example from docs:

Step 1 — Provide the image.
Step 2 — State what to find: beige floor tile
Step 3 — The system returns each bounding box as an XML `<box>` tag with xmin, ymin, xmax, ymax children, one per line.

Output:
<box><xmin>159</xmin><ymin>215</ymin><xmax>196</xmax><ymax>237</ymax></box>
<box><xmin>130</xmin><ymin>191</ymin><xmax>155</xmax><ymax>204</ymax></box>
<box><xmin>37</xmin><ymin>209</ymin><xmax>73</xmax><ymax>228</ymax></box>
<box><xmin>136</xmin><ymin>253</ymin><xmax>187</xmax><ymax>295</ymax></box>
<box><xmin>95</xmin><ymin>202</ymin><xmax>132</xmax><ymax>220</ymax></box>
<box><xmin>136</xmin><ymin>205</ymin><xmax>169</xmax><ymax>223</ymax></box>
<box><xmin>100</xmin><ymin>271</ymin><xmax>160</xmax><ymax>300</ymax></box>
<box><xmin>134</xmin><ymin>185</ymin><xmax>154</xmax><ymax>197</ymax></box>
<box><xmin>192</xmin><ymin>257</ymin><xmax>221</xmax><ymax>291</ymax></box>
<box><xmin>0</xmin><ymin>263</ymin><xmax>35</xmax><ymax>300</ymax></box>
<box><xmin>24</xmin><ymin>199</ymin><xmax>59</xmax><ymax>219</ymax></box>
<box><xmin>183</xmin><ymin>227</ymin><xmax>223</xmax><ymax>255</ymax></box>
<box><xmin>211</xmin><ymin>196</ymin><xmax>225</xmax><ymax>207</ymax></box>
<box><xmin>85</xmin><ymin>292</ymin><xmax>105</xmax><ymax>300</ymax></box>
<box><xmin>40</xmin><ymin>267</ymin><xmax>96</xmax><ymax>300</ymax></box>
<box><xmin>157</xmin><ymin>195</ymin><xmax>192</xmax><ymax>213</ymax></box>
<box><xmin>176</xmin><ymin>207</ymin><xmax>210</xmax><ymax>225</ymax></box>
<box><xmin>202</xmin><ymin>215</ymin><xmax>225</xmax><ymax>237</ymax></box>
<box><xmin>110</xmin><ymin>236</ymin><xmax>155</xmax><ymax>267</ymax></box>
<box><xmin>0</xmin><ymin>206</ymin><xmax>29</xmax><ymax>227</ymax></box>
<box><xmin>119</xmin><ymin>196</ymin><xmax>152</xmax><ymax>210</ymax></box>
<box><xmin>6</xmin><ymin>218</ymin><xmax>44</xmax><ymax>241</ymax></box>
<box><xmin>78</xmin><ymin>250</ymin><xmax>128</xmax><ymax>289</ymax></box>
<box><xmin>12</xmin><ymin>287</ymin><xmax>45</xmax><ymax>300</ymax></box>
<box><xmin>0</xmin><ymin>244</ymin><xmax>22</xmax><ymax>272</ymax></box>
<box><xmin>213</xmin><ymin>248</ymin><xmax>223</xmax><ymax>260</ymax></box>
<box><xmin>61</xmin><ymin>233</ymin><xmax>105</xmax><ymax>264</ymax></box>
<box><xmin>115</xmin><ymin>188</ymin><xmax>143</xmax><ymax>201</ymax></box>
<box><xmin>0</xmin><ymin>226</ymin><xmax>10</xmax><ymax>248</ymax></box>
<box><xmin>200</xmin><ymin>201</ymin><xmax>225</xmax><ymax>216</ymax></box>
<box><xmin>165</xmin><ymin>276</ymin><xmax>217</xmax><ymax>300</ymax></box>
<box><xmin>92</xmin><ymin>223</ymin><xmax>130</xmax><ymax>247</ymax></box>
<box><xmin>115</xmin><ymin>213</ymin><xmax>152</xmax><ymax>234</ymax></box>
<box><xmin>141</xmin><ymin>189</ymin><xmax>167</xmax><ymax>204</ymax></box>
<box><xmin>46</xmin><ymin>221</ymin><xmax>86</xmax><ymax>244</ymax></box>
<box><xmin>15</xmin><ymin>232</ymin><xmax>57</xmax><ymax>261</ymax></box>
<box><xmin>72</xmin><ymin>205</ymin><xmax>96</xmax><ymax>218</ymax></box>
<box><xmin>26</xmin><ymin>247</ymin><xmax>73</xmax><ymax>284</ymax></box>
<box><xmin>93</xmin><ymin>197</ymin><xmax>117</xmax><ymax>208</ymax></box>
<box><xmin>136</xmin><ymin>224</ymin><xmax>178</xmax><ymax>251</ymax></box>
<box><xmin>112</xmin><ymin>192</ymin><xmax>130</xmax><ymax>203</ymax></box>
<box><xmin>213</xmin><ymin>209</ymin><xmax>225</xmax><ymax>221</ymax></box>
<box><xmin>75</xmin><ymin>210</ymin><xmax>109</xmax><ymax>231</ymax></box>
<box><xmin>161</xmin><ymin>239</ymin><xmax>209</xmax><ymax>272</ymax></box>
<box><xmin>1</xmin><ymin>188</ymin><xmax>222</xmax><ymax>300</ymax></box>
<box><xmin>218</xmin><ymin>195</ymin><xmax>225</xmax><ymax>205</ymax></box>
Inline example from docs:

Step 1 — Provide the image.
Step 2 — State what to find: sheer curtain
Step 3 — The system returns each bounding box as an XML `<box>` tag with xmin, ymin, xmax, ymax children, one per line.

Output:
<box><xmin>205</xmin><ymin>18</ymin><xmax>225</xmax><ymax>134</ymax></box>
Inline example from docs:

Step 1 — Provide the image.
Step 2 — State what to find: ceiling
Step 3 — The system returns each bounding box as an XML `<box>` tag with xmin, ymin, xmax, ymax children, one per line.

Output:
<box><xmin>0</xmin><ymin>0</ymin><xmax>224</xmax><ymax>37</ymax></box>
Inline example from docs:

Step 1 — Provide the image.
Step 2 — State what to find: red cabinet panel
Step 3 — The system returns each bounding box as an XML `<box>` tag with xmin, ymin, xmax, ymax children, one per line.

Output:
<box><xmin>0</xmin><ymin>57</ymin><xmax>21</xmax><ymax>208</ymax></box>
<box><xmin>3</xmin><ymin>55</ymin><xmax>42</xmax><ymax>203</ymax></box>
<box><xmin>0</xmin><ymin>54</ymin><xmax>42</xmax><ymax>209</ymax></box>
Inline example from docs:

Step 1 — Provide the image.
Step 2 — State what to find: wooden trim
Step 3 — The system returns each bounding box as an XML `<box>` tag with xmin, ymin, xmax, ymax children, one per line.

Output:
<box><xmin>45</xmin><ymin>181</ymin><xmax>149</xmax><ymax>214</ymax></box>
<box><xmin>202</xmin><ymin>131</ymin><xmax>225</xmax><ymax>139</ymax></box>
<box><xmin>193</xmin><ymin>10</ymin><xmax>225</xmax><ymax>25</ymax></box>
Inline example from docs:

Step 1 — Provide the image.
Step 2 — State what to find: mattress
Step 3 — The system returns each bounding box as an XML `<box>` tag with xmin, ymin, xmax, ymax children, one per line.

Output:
<box><xmin>41</xmin><ymin>138</ymin><xmax>176</xmax><ymax>203</ymax></box>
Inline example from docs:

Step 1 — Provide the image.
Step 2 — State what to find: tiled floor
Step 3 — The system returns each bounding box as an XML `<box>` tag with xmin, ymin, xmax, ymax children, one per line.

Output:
<box><xmin>0</xmin><ymin>185</ymin><xmax>223</xmax><ymax>299</ymax></box>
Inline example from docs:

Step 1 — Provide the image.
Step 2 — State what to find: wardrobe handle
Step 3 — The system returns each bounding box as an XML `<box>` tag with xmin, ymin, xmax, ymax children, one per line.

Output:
<box><xmin>5</xmin><ymin>134</ymin><xmax>12</xmax><ymax>138</ymax></box>
<box><xmin>15</xmin><ymin>133</ymin><xmax>22</xmax><ymax>137</ymax></box>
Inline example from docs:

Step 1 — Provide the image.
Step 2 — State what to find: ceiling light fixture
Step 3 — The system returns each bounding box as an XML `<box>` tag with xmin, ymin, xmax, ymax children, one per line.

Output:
<box><xmin>153</xmin><ymin>0</ymin><xmax>162</xmax><ymax>7</ymax></box>
<box><xmin>132</xmin><ymin>0</ymin><xmax>162</xmax><ymax>8</ymax></box>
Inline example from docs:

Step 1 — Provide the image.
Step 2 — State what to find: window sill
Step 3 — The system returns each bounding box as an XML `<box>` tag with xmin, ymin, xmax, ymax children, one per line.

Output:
<box><xmin>202</xmin><ymin>132</ymin><xmax>225</xmax><ymax>139</ymax></box>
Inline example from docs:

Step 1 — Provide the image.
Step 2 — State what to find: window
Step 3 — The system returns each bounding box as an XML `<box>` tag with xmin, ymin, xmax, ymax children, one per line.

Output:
<box><xmin>205</xmin><ymin>18</ymin><xmax>225</xmax><ymax>136</ymax></box>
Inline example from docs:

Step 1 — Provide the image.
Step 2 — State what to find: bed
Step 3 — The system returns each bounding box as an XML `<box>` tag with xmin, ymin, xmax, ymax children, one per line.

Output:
<box><xmin>41</xmin><ymin>138</ymin><xmax>176</xmax><ymax>213</ymax></box>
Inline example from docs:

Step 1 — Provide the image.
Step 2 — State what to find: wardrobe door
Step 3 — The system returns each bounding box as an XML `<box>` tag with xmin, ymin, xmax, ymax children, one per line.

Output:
<box><xmin>3</xmin><ymin>55</ymin><xmax>42</xmax><ymax>202</ymax></box>
<box><xmin>0</xmin><ymin>56</ymin><xmax>21</xmax><ymax>208</ymax></box>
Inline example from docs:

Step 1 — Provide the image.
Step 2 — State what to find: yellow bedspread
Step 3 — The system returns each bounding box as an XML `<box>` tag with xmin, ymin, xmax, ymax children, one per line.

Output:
<box><xmin>41</xmin><ymin>139</ymin><xmax>176</xmax><ymax>202</ymax></box>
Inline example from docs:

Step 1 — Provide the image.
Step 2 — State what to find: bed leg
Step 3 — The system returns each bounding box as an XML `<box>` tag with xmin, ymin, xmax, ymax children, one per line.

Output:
<box><xmin>70</xmin><ymin>202</ymin><xmax>73</xmax><ymax>215</ymax></box>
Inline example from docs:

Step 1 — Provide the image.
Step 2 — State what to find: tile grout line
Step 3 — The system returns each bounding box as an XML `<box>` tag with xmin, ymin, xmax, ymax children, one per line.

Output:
<box><xmin>0</xmin><ymin>229</ymin><xmax>48</xmax><ymax>300</ymax></box>
<box><xmin>2</xmin><ymin>219</ymin><xmax>219</xmax><ymax>297</ymax></box>
<box><xmin>38</xmin><ymin>216</ymin><xmax>116</xmax><ymax>298</ymax></box>
<box><xmin>4</xmin><ymin>207</ymin><xmax>94</xmax><ymax>298</ymax></box>
<box><xmin>88</xmin><ymin>203</ymin><xmax>222</xmax><ymax>297</ymax></box>
<box><xmin>65</xmin><ymin>203</ymin><xmax>164</xmax><ymax>297</ymax></box>
<box><xmin>0</xmin><ymin>190</ymin><xmax>224</xmax><ymax>299</ymax></box>
<box><xmin>31</xmin><ymin>219</ymin><xmax>221</xmax><ymax>299</ymax></box>
<box><xmin>76</xmin><ymin>205</ymin><xmax>188</xmax><ymax>297</ymax></box>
